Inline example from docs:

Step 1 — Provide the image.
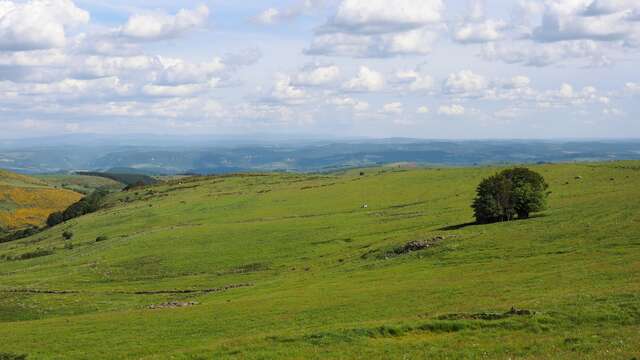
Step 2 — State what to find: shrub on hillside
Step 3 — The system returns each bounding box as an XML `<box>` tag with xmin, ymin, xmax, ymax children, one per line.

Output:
<box><xmin>0</xmin><ymin>226</ymin><xmax>40</xmax><ymax>243</ymax></box>
<box><xmin>46</xmin><ymin>189</ymin><xmax>109</xmax><ymax>227</ymax></box>
<box><xmin>0</xmin><ymin>352</ymin><xmax>28</xmax><ymax>360</ymax></box>
<box><xmin>62</xmin><ymin>231</ymin><xmax>74</xmax><ymax>240</ymax></box>
<box><xmin>46</xmin><ymin>211</ymin><xmax>64</xmax><ymax>227</ymax></box>
<box><xmin>472</xmin><ymin>168</ymin><xmax>549</xmax><ymax>224</ymax></box>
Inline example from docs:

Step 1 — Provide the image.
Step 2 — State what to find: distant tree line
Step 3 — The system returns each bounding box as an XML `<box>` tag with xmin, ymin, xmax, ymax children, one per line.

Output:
<box><xmin>472</xmin><ymin>168</ymin><xmax>549</xmax><ymax>224</ymax></box>
<box><xmin>46</xmin><ymin>189</ymin><xmax>109</xmax><ymax>227</ymax></box>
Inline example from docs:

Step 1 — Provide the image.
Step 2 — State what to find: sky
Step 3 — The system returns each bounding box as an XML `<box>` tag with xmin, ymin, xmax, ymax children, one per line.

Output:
<box><xmin>0</xmin><ymin>0</ymin><xmax>639</xmax><ymax>139</ymax></box>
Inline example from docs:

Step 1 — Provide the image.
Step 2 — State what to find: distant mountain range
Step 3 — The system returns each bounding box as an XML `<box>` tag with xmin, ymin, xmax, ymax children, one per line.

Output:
<box><xmin>1</xmin><ymin>135</ymin><xmax>639</xmax><ymax>174</ymax></box>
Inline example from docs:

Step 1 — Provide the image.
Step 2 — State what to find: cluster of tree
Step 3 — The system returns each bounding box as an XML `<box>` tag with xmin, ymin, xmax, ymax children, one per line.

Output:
<box><xmin>46</xmin><ymin>189</ymin><xmax>109</xmax><ymax>227</ymax></box>
<box><xmin>123</xmin><ymin>180</ymin><xmax>149</xmax><ymax>191</ymax></box>
<box><xmin>0</xmin><ymin>226</ymin><xmax>40</xmax><ymax>243</ymax></box>
<box><xmin>472</xmin><ymin>168</ymin><xmax>549</xmax><ymax>224</ymax></box>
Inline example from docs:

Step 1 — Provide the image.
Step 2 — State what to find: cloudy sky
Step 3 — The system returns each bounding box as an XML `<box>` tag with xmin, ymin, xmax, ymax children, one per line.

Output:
<box><xmin>0</xmin><ymin>0</ymin><xmax>639</xmax><ymax>139</ymax></box>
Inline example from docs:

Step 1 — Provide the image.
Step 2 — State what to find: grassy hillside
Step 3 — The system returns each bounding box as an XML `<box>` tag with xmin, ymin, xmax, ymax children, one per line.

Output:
<box><xmin>0</xmin><ymin>170</ymin><xmax>83</xmax><ymax>231</ymax></box>
<box><xmin>35</xmin><ymin>174</ymin><xmax>123</xmax><ymax>195</ymax></box>
<box><xmin>0</xmin><ymin>162</ymin><xmax>639</xmax><ymax>359</ymax></box>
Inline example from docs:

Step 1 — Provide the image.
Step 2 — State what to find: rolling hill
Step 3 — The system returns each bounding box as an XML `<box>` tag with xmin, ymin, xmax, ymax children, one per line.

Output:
<box><xmin>0</xmin><ymin>162</ymin><xmax>639</xmax><ymax>359</ymax></box>
<box><xmin>0</xmin><ymin>170</ymin><xmax>83</xmax><ymax>232</ymax></box>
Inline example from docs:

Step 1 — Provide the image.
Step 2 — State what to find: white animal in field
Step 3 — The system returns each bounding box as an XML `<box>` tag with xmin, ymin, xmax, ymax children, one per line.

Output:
<box><xmin>362</xmin><ymin>204</ymin><xmax>368</xmax><ymax>209</ymax></box>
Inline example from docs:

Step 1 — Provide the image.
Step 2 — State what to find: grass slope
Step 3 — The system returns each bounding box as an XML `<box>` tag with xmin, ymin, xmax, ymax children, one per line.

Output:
<box><xmin>0</xmin><ymin>162</ymin><xmax>639</xmax><ymax>359</ymax></box>
<box><xmin>35</xmin><ymin>174</ymin><xmax>123</xmax><ymax>195</ymax></box>
<box><xmin>0</xmin><ymin>170</ymin><xmax>83</xmax><ymax>231</ymax></box>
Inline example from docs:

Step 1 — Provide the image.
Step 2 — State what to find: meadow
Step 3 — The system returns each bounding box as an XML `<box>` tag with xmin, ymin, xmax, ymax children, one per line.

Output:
<box><xmin>0</xmin><ymin>171</ymin><xmax>83</xmax><ymax>231</ymax></box>
<box><xmin>0</xmin><ymin>162</ymin><xmax>639</xmax><ymax>359</ymax></box>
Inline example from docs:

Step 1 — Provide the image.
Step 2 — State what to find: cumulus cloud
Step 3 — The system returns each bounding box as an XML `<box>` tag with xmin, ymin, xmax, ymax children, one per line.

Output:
<box><xmin>481</xmin><ymin>39</ymin><xmax>612</xmax><ymax>67</ymax></box>
<box><xmin>153</xmin><ymin>57</ymin><xmax>225</xmax><ymax>86</ymax></box>
<box><xmin>306</xmin><ymin>28</ymin><xmax>437</xmax><ymax>58</ymax></box>
<box><xmin>0</xmin><ymin>0</ymin><xmax>89</xmax><ymax>51</ymax></box>
<box><xmin>253</xmin><ymin>0</ymin><xmax>326</xmax><ymax>25</ymax></box>
<box><xmin>329</xmin><ymin>97</ymin><xmax>370</xmax><ymax>112</ymax></box>
<box><xmin>265</xmin><ymin>75</ymin><xmax>308</xmax><ymax>104</ymax></box>
<box><xmin>321</xmin><ymin>0</ymin><xmax>443</xmax><ymax>34</ymax></box>
<box><xmin>142</xmin><ymin>81</ymin><xmax>218</xmax><ymax>98</ymax></box>
<box><xmin>392</xmin><ymin>69</ymin><xmax>434</xmax><ymax>91</ymax></box>
<box><xmin>504</xmin><ymin>75</ymin><xmax>531</xmax><ymax>89</ymax></box>
<box><xmin>530</xmin><ymin>0</ymin><xmax>639</xmax><ymax>43</ymax></box>
<box><xmin>342</xmin><ymin>66</ymin><xmax>385</xmax><ymax>92</ymax></box>
<box><xmin>453</xmin><ymin>19</ymin><xmax>506</xmax><ymax>43</ymax></box>
<box><xmin>119</xmin><ymin>5</ymin><xmax>209</xmax><ymax>41</ymax></box>
<box><xmin>307</xmin><ymin>0</ymin><xmax>443</xmax><ymax>58</ymax></box>
<box><xmin>452</xmin><ymin>1</ymin><xmax>506</xmax><ymax>44</ymax></box>
<box><xmin>443</xmin><ymin>70</ymin><xmax>487</xmax><ymax>95</ymax></box>
<box><xmin>292</xmin><ymin>63</ymin><xmax>341</xmax><ymax>86</ymax></box>
<box><xmin>438</xmin><ymin>104</ymin><xmax>465</xmax><ymax>116</ymax></box>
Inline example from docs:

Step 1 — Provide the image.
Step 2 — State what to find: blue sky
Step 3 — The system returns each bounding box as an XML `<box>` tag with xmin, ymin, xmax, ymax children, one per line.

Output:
<box><xmin>0</xmin><ymin>0</ymin><xmax>639</xmax><ymax>139</ymax></box>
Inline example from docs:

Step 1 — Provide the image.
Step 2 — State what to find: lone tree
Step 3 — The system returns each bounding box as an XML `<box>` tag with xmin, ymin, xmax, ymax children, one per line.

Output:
<box><xmin>472</xmin><ymin>168</ymin><xmax>549</xmax><ymax>224</ymax></box>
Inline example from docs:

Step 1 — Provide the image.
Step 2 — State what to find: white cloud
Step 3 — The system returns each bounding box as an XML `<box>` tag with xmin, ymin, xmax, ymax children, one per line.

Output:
<box><xmin>417</xmin><ymin>106</ymin><xmax>430</xmax><ymax>114</ymax></box>
<box><xmin>322</xmin><ymin>0</ymin><xmax>444</xmax><ymax>34</ymax></box>
<box><xmin>342</xmin><ymin>66</ymin><xmax>385</xmax><ymax>92</ymax></box>
<box><xmin>481</xmin><ymin>39</ymin><xmax>612</xmax><ymax>67</ymax></box>
<box><xmin>267</xmin><ymin>75</ymin><xmax>307</xmax><ymax>104</ymax></box>
<box><xmin>0</xmin><ymin>0</ymin><xmax>89</xmax><ymax>51</ymax></box>
<box><xmin>438</xmin><ymin>104</ymin><xmax>465</xmax><ymax>116</ymax></box>
<box><xmin>154</xmin><ymin>57</ymin><xmax>225</xmax><ymax>86</ymax></box>
<box><xmin>603</xmin><ymin>107</ymin><xmax>625</xmax><ymax>116</ymax></box>
<box><xmin>504</xmin><ymin>75</ymin><xmax>531</xmax><ymax>89</ymax></box>
<box><xmin>254</xmin><ymin>8</ymin><xmax>282</xmax><ymax>25</ymax></box>
<box><xmin>559</xmin><ymin>83</ymin><xmax>574</xmax><ymax>98</ymax></box>
<box><xmin>142</xmin><ymin>82</ymin><xmax>215</xmax><ymax>97</ymax></box>
<box><xmin>393</xmin><ymin>69</ymin><xmax>434</xmax><ymax>92</ymax></box>
<box><xmin>120</xmin><ymin>5</ymin><xmax>209</xmax><ymax>41</ymax></box>
<box><xmin>306</xmin><ymin>28</ymin><xmax>437</xmax><ymax>58</ymax></box>
<box><xmin>494</xmin><ymin>107</ymin><xmax>522</xmax><ymax>119</ymax></box>
<box><xmin>531</xmin><ymin>0</ymin><xmax>638</xmax><ymax>43</ymax></box>
<box><xmin>292</xmin><ymin>64</ymin><xmax>341</xmax><ymax>86</ymax></box>
<box><xmin>253</xmin><ymin>0</ymin><xmax>326</xmax><ymax>25</ymax></box>
<box><xmin>443</xmin><ymin>70</ymin><xmax>487</xmax><ymax>95</ymax></box>
<box><xmin>625</xmin><ymin>82</ymin><xmax>640</xmax><ymax>94</ymax></box>
<box><xmin>307</xmin><ymin>0</ymin><xmax>442</xmax><ymax>58</ymax></box>
<box><xmin>454</xmin><ymin>19</ymin><xmax>506</xmax><ymax>44</ymax></box>
<box><xmin>382</xmin><ymin>102</ymin><xmax>403</xmax><ymax>114</ymax></box>
<box><xmin>0</xmin><ymin>77</ymin><xmax>132</xmax><ymax>98</ymax></box>
<box><xmin>329</xmin><ymin>97</ymin><xmax>369</xmax><ymax>112</ymax></box>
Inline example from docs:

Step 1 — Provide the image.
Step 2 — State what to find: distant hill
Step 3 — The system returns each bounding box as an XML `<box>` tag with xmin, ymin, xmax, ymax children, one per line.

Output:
<box><xmin>1</xmin><ymin>139</ymin><xmax>640</xmax><ymax>174</ymax></box>
<box><xmin>0</xmin><ymin>169</ymin><xmax>82</xmax><ymax>231</ymax></box>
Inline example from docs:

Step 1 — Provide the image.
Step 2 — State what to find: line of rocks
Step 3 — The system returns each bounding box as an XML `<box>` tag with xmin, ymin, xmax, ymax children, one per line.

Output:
<box><xmin>393</xmin><ymin>235</ymin><xmax>448</xmax><ymax>255</ymax></box>
<box><xmin>0</xmin><ymin>283</ymin><xmax>253</xmax><ymax>296</ymax></box>
<box><xmin>148</xmin><ymin>301</ymin><xmax>199</xmax><ymax>309</ymax></box>
<box><xmin>124</xmin><ymin>283</ymin><xmax>252</xmax><ymax>295</ymax></box>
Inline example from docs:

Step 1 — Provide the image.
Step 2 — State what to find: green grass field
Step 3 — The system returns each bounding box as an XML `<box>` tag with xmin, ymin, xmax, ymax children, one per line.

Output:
<box><xmin>0</xmin><ymin>162</ymin><xmax>639</xmax><ymax>359</ymax></box>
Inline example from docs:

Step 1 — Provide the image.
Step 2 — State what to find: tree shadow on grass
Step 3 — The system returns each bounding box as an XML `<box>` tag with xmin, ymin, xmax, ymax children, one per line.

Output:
<box><xmin>438</xmin><ymin>214</ymin><xmax>547</xmax><ymax>231</ymax></box>
<box><xmin>438</xmin><ymin>222</ymin><xmax>477</xmax><ymax>231</ymax></box>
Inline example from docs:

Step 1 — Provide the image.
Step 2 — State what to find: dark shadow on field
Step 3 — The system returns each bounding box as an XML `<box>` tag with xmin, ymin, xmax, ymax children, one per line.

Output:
<box><xmin>438</xmin><ymin>214</ymin><xmax>547</xmax><ymax>231</ymax></box>
<box><xmin>438</xmin><ymin>222</ymin><xmax>477</xmax><ymax>231</ymax></box>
